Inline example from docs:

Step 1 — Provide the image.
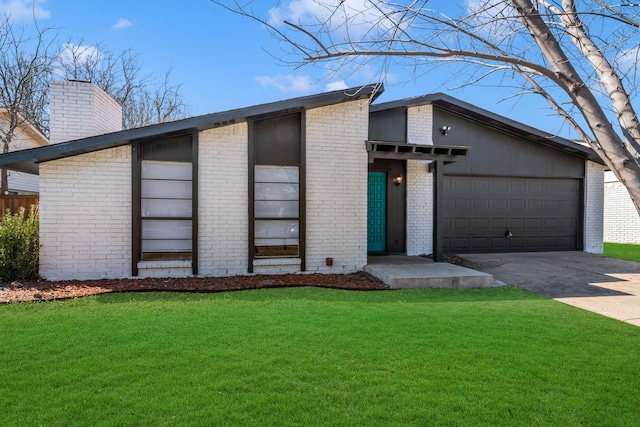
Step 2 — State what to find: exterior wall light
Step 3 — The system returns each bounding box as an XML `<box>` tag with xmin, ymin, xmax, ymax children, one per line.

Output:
<box><xmin>393</xmin><ymin>175</ymin><xmax>403</xmax><ymax>186</ymax></box>
<box><xmin>441</xmin><ymin>125</ymin><xmax>452</xmax><ymax>135</ymax></box>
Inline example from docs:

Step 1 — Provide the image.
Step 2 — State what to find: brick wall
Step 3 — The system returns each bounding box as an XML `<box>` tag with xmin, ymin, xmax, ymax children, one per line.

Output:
<box><xmin>49</xmin><ymin>80</ymin><xmax>122</xmax><ymax>145</ymax></box>
<box><xmin>305</xmin><ymin>99</ymin><xmax>370</xmax><ymax>273</ymax></box>
<box><xmin>39</xmin><ymin>146</ymin><xmax>131</xmax><ymax>280</ymax></box>
<box><xmin>584</xmin><ymin>161</ymin><xmax>605</xmax><ymax>253</ymax></box>
<box><xmin>604</xmin><ymin>172</ymin><xmax>640</xmax><ymax>244</ymax></box>
<box><xmin>406</xmin><ymin>105</ymin><xmax>434</xmax><ymax>256</ymax></box>
<box><xmin>407</xmin><ymin>105</ymin><xmax>433</xmax><ymax>145</ymax></box>
<box><xmin>198</xmin><ymin>123</ymin><xmax>249</xmax><ymax>276</ymax></box>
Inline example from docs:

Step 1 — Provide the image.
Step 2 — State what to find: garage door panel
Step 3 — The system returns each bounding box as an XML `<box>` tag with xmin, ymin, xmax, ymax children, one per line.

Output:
<box><xmin>473</xmin><ymin>218</ymin><xmax>490</xmax><ymax>229</ymax></box>
<box><xmin>510</xmin><ymin>181</ymin><xmax>526</xmax><ymax>192</ymax></box>
<box><xmin>527</xmin><ymin>181</ymin><xmax>544</xmax><ymax>192</ymax></box>
<box><xmin>492</xmin><ymin>218</ymin><xmax>508</xmax><ymax>229</ymax></box>
<box><xmin>443</xmin><ymin>176</ymin><xmax>579</xmax><ymax>253</ymax></box>
<box><xmin>492</xmin><ymin>199</ymin><xmax>508</xmax><ymax>210</ymax></box>
<box><xmin>453</xmin><ymin>218</ymin><xmax>471</xmax><ymax>229</ymax></box>
<box><xmin>526</xmin><ymin>237</ymin><xmax>542</xmax><ymax>247</ymax></box>
<box><xmin>527</xmin><ymin>218</ymin><xmax>542</xmax><ymax>229</ymax></box>
<box><xmin>473</xmin><ymin>199</ymin><xmax>490</xmax><ymax>211</ymax></box>
<box><xmin>490</xmin><ymin>238</ymin><xmax>508</xmax><ymax>249</ymax></box>
<box><xmin>473</xmin><ymin>179</ymin><xmax>490</xmax><ymax>192</ymax></box>
<box><xmin>453</xmin><ymin>237</ymin><xmax>472</xmax><ymax>250</ymax></box>
<box><xmin>510</xmin><ymin>199</ymin><xmax>526</xmax><ymax>211</ymax></box>
<box><xmin>510</xmin><ymin>218</ymin><xmax>525</xmax><ymax>229</ymax></box>
<box><xmin>560</xmin><ymin>218</ymin><xmax>575</xmax><ymax>228</ymax></box>
<box><xmin>544</xmin><ymin>218</ymin><xmax>559</xmax><ymax>228</ymax></box>
<box><xmin>454</xmin><ymin>199</ymin><xmax>471</xmax><ymax>210</ymax></box>
<box><xmin>558</xmin><ymin>236</ymin><xmax>575</xmax><ymax>246</ymax></box>
<box><xmin>507</xmin><ymin>237</ymin><xmax>525</xmax><ymax>248</ymax></box>
<box><xmin>545</xmin><ymin>200</ymin><xmax>560</xmax><ymax>211</ymax></box>
<box><xmin>528</xmin><ymin>199</ymin><xmax>543</xmax><ymax>210</ymax></box>
<box><xmin>472</xmin><ymin>237</ymin><xmax>489</xmax><ymax>248</ymax></box>
<box><xmin>491</xmin><ymin>180</ymin><xmax>508</xmax><ymax>192</ymax></box>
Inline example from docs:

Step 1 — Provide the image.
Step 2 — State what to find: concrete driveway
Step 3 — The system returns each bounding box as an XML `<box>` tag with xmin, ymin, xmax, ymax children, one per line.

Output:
<box><xmin>459</xmin><ymin>252</ymin><xmax>640</xmax><ymax>326</ymax></box>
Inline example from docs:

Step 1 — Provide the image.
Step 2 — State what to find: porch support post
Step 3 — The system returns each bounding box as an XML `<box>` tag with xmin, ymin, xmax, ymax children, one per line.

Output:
<box><xmin>432</xmin><ymin>160</ymin><xmax>444</xmax><ymax>262</ymax></box>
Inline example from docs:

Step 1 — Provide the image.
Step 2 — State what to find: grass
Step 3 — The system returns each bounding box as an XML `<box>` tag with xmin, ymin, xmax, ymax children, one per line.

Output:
<box><xmin>1</xmin><ymin>287</ymin><xmax>639</xmax><ymax>426</ymax></box>
<box><xmin>604</xmin><ymin>242</ymin><xmax>640</xmax><ymax>262</ymax></box>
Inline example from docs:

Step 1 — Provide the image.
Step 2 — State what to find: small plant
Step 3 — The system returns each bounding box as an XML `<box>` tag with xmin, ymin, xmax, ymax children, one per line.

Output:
<box><xmin>0</xmin><ymin>205</ymin><xmax>39</xmax><ymax>282</ymax></box>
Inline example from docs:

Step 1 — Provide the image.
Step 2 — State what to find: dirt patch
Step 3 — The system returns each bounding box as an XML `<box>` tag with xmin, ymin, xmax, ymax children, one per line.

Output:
<box><xmin>0</xmin><ymin>272</ymin><xmax>388</xmax><ymax>304</ymax></box>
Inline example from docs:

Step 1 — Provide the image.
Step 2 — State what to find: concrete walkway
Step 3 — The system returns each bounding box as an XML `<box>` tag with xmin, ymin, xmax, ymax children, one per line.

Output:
<box><xmin>459</xmin><ymin>252</ymin><xmax>640</xmax><ymax>326</ymax></box>
<box><xmin>365</xmin><ymin>256</ymin><xmax>495</xmax><ymax>289</ymax></box>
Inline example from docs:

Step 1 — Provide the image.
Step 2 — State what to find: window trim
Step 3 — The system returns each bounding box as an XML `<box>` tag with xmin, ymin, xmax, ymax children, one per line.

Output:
<box><xmin>248</xmin><ymin>112</ymin><xmax>305</xmax><ymax>272</ymax></box>
<box><xmin>253</xmin><ymin>165</ymin><xmax>300</xmax><ymax>260</ymax></box>
<box><xmin>131</xmin><ymin>133</ymin><xmax>198</xmax><ymax>276</ymax></box>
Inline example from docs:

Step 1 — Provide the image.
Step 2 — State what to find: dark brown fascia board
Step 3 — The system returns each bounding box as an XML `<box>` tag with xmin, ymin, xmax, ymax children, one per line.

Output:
<box><xmin>0</xmin><ymin>83</ymin><xmax>384</xmax><ymax>175</ymax></box>
<box><xmin>370</xmin><ymin>92</ymin><xmax>604</xmax><ymax>165</ymax></box>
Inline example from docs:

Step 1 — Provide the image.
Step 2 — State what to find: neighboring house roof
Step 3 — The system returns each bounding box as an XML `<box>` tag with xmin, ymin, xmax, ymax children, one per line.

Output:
<box><xmin>0</xmin><ymin>83</ymin><xmax>384</xmax><ymax>175</ymax></box>
<box><xmin>0</xmin><ymin>109</ymin><xmax>49</xmax><ymax>149</ymax></box>
<box><xmin>371</xmin><ymin>93</ymin><xmax>604</xmax><ymax>165</ymax></box>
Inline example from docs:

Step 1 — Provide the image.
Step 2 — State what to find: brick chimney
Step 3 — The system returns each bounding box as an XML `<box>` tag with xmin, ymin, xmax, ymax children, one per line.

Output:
<box><xmin>49</xmin><ymin>80</ymin><xmax>122</xmax><ymax>144</ymax></box>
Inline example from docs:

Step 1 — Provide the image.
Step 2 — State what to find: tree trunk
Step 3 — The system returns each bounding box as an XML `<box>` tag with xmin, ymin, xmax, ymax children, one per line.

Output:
<box><xmin>512</xmin><ymin>0</ymin><xmax>640</xmax><ymax>216</ymax></box>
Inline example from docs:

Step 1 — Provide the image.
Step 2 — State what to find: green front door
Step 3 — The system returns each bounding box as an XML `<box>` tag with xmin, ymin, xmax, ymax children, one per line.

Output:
<box><xmin>368</xmin><ymin>172</ymin><xmax>386</xmax><ymax>252</ymax></box>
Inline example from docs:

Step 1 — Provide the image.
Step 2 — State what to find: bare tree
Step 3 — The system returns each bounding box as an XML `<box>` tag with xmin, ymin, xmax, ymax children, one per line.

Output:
<box><xmin>54</xmin><ymin>43</ymin><xmax>188</xmax><ymax>129</ymax></box>
<box><xmin>214</xmin><ymin>0</ymin><xmax>640</xmax><ymax>215</ymax></box>
<box><xmin>123</xmin><ymin>69</ymin><xmax>187</xmax><ymax>128</ymax></box>
<box><xmin>0</xmin><ymin>13</ymin><xmax>53</xmax><ymax>194</ymax></box>
<box><xmin>0</xmin><ymin>14</ymin><xmax>188</xmax><ymax>192</ymax></box>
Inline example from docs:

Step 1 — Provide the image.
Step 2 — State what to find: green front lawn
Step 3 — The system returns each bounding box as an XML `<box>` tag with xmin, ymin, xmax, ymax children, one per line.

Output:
<box><xmin>1</xmin><ymin>287</ymin><xmax>639</xmax><ymax>426</ymax></box>
<box><xmin>604</xmin><ymin>242</ymin><xmax>640</xmax><ymax>262</ymax></box>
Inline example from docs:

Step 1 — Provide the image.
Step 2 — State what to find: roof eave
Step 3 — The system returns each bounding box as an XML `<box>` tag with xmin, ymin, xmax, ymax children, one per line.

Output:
<box><xmin>0</xmin><ymin>83</ymin><xmax>384</xmax><ymax>175</ymax></box>
<box><xmin>371</xmin><ymin>93</ymin><xmax>604</xmax><ymax>165</ymax></box>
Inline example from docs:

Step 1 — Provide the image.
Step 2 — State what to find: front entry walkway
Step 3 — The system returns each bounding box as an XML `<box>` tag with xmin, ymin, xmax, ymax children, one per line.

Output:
<box><xmin>365</xmin><ymin>256</ymin><xmax>495</xmax><ymax>289</ymax></box>
<box><xmin>459</xmin><ymin>252</ymin><xmax>640</xmax><ymax>326</ymax></box>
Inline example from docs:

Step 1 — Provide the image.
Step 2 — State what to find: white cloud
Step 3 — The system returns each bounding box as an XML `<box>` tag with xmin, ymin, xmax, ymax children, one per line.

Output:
<box><xmin>53</xmin><ymin>43</ymin><xmax>102</xmax><ymax>77</ymax></box>
<box><xmin>112</xmin><ymin>18</ymin><xmax>133</xmax><ymax>30</ymax></box>
<box><xmin>268</xmin><ymin>0</ymin><xmax>326</xmax><ymax>25</ymax></box>
<box><xmin>268</xmin><ymin>0</ymin><xmax>396</xmax><ymax>37</ymax></box>
<box><xmin>464</xmin><ymin>0</ymin><xmax>516</xmax><ymax>40</ymax></box>
<box><xmin>255</xmin><ymin>74</ymin><xmax>314</xmax><ymax>93</ymax></box>
<box><xmin>0</xmin><ymin>0</ymin><xmax>50</xmax><ymax>20</ymax></box>
<box><xmin>326</xmin><ymin>80</ymin><xmax>347</xmax><ymax>91</ymax></box>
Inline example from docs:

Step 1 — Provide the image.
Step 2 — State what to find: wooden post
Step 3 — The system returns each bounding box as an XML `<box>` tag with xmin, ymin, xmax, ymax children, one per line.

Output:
<box><xmin>432</xmin><ymin>160</ymin><xmax>444</xmax><ymax>262</ymax></box>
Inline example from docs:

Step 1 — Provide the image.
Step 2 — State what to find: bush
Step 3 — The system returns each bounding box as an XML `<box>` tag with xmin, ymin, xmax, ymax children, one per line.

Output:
<box><xmin>0</xmin><ymin>205</ymin><xmax>39</xmax><ymax>282</ymax></box>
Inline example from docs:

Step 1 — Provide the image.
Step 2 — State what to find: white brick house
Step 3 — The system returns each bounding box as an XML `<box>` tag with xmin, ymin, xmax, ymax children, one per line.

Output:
<box><xmin>0</xmin><ymin>81</ymin><xmax>606</xmax><ymax>280</ymax></box>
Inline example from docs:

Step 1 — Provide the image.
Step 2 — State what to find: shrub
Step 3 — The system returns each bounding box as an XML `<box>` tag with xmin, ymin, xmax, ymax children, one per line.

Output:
<box><xmin>0</xmin><ymin>205</ymin><xmax>39</xmax><ymax>282</ymax></box>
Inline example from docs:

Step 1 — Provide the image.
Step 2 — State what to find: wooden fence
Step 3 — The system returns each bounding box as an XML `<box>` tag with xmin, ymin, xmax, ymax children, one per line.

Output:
<box><xmin>0</xmin><ymin>195</ymin><xmax>39</xmax><ymax>217</ymax></box>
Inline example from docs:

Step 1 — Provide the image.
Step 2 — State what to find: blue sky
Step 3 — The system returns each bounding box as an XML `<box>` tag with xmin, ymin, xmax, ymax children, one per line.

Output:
<box><xmin>4</xmin><ymin>0</ymin><xmax>580</xmax><ymax>137</ymax></box>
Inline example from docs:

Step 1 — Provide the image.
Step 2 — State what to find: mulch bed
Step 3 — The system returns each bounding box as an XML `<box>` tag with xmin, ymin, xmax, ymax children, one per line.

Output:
<box><xmin>0</xmin><ymin>272</ymin><xmax>388</xmax><ymax>304</ymax></box>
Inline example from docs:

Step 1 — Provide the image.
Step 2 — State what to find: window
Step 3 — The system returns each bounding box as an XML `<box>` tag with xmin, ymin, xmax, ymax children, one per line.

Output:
<box><xmin>133</xmin><ymin>135</ymin><xmax>195</xmax><ymax>269</ymax></box>
<box><xmin>141</xmin><ymin>160</ymin><xmax>192</xmax><ymax>260</ymax></box>
<box><xmin>254</xmin><ymin>166</ymin><xmax>299</xmax><ymax>257</ymax></box>
<box><xmin>250</xmin><ymin>113</ymin><xmax>304</xmax><ymax>265</ymax></box>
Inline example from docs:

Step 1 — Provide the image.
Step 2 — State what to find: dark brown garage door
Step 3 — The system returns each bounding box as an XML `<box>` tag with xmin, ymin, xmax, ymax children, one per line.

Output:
<box><xmin>443</xmin><ymin>176</ymin><xmax>580</xmax><ymax>253</ymax></box>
